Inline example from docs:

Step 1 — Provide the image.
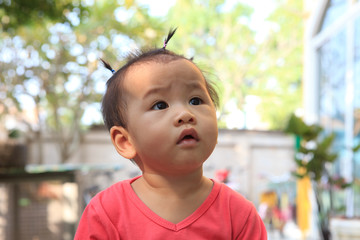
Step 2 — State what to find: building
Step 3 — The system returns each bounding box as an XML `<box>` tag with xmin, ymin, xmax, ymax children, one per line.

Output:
<box><xmin>304</xmin><ymin>0</ymin><xmax>360</xmax><ymax>217</ymax></box>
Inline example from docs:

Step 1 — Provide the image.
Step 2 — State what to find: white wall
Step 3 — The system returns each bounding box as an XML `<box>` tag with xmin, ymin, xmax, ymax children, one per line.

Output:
<box><xmin>28</xmin><ymin>128</ymin><xmax>295</xmax><ymax>205</ymax></box>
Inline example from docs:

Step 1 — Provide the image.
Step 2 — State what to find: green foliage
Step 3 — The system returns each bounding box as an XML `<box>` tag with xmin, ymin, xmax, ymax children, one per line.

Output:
<box><xmin>352</xmin><ymin>142</ymin><xmax>360</xmax><ymax>152</ymax></box>
<box><xmin>285</xmin><ymin>114</ymin><xmax>338</xmax><ymax>181</ymax></box>
<box><xmin>8</xmin><ymin>129</ymin><xmax>20</xmax><ymax>138</ymax></box>
<box><xmin>0</xmin><ymin>0</ymin><xmax>88</xmax><ymax>33</ymax></box>
<box><xmin>254</xmin><ymin>0</ymin><xmax>303</xmax><ymax>130</ymax></box>
<box><xmin>284</xmin><ymin>113</ymin><xmax>323</xmax><ymax>141</ymax></box>
<box><xmin>285</xmin><ymin>113</ymin><xmax>356</xmax><ymax>240</ymax></box>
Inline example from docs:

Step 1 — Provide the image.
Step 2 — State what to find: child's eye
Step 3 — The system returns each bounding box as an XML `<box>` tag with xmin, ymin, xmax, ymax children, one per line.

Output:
<box><xmin>152</xmin><ymin>101</ymin><xmax>169</xmax><ymax>110</ymax></box>
<box><xmin>189</xmin><ymin>97</ymin><xmax>203</xmax><ymax>105</ymax></box>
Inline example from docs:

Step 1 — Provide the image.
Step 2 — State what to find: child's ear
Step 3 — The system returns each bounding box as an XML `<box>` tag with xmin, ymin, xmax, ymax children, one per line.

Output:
<box><xmin>110</xmin><ymin>126</ymin><xmax>137</xmax><ymax>159</ymax></box>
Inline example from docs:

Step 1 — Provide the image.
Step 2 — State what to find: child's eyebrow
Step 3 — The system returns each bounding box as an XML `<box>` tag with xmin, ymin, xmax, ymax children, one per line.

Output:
<box><xmin>142</xmin><ymin>81</ymin><xmax>206</xmax><ymax>100</ymax></box>
<box><xmin>142</xmin><ymin>85</ymin><xmax>168</xmax><ymax>100</ymax></box>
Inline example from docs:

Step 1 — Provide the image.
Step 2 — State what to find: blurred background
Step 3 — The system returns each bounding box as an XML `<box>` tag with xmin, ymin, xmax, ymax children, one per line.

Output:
<box><xmin>1</xmin><ymin>0</ymin><xmax>360</xmax><ymax>239</ymax></box>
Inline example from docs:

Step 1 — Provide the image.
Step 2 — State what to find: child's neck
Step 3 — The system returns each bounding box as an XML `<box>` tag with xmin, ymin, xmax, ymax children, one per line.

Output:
<box><xmin>139</xmin><ymin>169</ymin><xmax>210</xmax><ymax>196</ymax></box>
<box><xmin>131</xmin><ymin>168</ymin><xmax>214</xmax><ymax>224</ymax></box>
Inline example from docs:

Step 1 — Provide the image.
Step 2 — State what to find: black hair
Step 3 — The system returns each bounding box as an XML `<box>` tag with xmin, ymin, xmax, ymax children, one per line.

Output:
<box><xmin>101</xmin><ymin>28</ymin><xmax>219</xmax><ymax>131</ymax></box>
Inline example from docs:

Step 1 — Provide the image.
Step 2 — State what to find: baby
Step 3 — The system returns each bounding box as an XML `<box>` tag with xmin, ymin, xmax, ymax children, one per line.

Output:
<box><xmin>75</xmin><ymin>29</ymin><xmax>267</xmax><ymax>239</ymax></box>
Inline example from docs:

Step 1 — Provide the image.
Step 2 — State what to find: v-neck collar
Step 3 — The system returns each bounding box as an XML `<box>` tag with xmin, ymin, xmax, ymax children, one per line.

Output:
<box><xmin>126</xmin><ymin>176</ymin><xmax>221</xmax><ymax>231</ymax></box>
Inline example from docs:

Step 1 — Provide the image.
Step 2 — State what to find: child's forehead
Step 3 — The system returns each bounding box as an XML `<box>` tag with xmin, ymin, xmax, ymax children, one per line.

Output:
<box><xmin>124</xmin><ymin>59</ymin><xmax>206</xmax><ymax>88</ymax></box>
<box><xmin>119</xmin><ymin>59</ymin><xmax>210</xmax><ymax>102</ymax></box>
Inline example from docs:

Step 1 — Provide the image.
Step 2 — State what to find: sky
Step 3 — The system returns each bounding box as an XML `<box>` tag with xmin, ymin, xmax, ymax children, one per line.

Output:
<box><xmin>137</xmin><ymin>0</ymin><xmax>277</xmax><ymax>43</ymax></box>
<box><xmin>139</xmin><ymin>0</ymin><xmax>277</xmax><ymax>31</ymax></box>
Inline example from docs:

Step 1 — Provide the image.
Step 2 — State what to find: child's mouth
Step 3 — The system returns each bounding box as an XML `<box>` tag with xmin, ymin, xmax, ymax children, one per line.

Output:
<box><xmin>183</xmin><ymin>135</ymin><xmax>194</xmax><ymax>140</ymax></box>
<box><xmin>177</xmin><ymin>129</ymin><xmax>199</xmax><ymax>145</ymax></box>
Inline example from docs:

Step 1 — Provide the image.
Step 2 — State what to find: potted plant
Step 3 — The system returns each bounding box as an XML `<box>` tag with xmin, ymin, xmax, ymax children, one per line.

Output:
<box><xmin>284</xmin><ymin>114</ymin><xmax>357</xmax><ymax>240</ymax></box>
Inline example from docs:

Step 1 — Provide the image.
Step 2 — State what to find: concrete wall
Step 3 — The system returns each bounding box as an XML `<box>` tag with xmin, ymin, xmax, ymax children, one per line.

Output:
<box><xmin>28</xmin><ymin>128</ymin><xmax>295</xmax><ymax>205</ymax></box>
<box><xmin>207</xmin><ymin>129</ymin><xmax>295</xmax><ymax>205</ymax></box>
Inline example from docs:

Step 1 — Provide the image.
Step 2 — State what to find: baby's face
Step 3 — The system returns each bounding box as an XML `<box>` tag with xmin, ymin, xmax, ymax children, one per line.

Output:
<box><xmin>123</xmin><ymin>59</ymin><xmax>218</xmax><ymax>175</ymax></box>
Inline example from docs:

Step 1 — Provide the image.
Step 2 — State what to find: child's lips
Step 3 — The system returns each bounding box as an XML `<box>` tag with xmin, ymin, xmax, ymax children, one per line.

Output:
<box><xmin>177</xmin><ymin>128</ymin><xmax>199</xmax><ymax>145</ymax></box>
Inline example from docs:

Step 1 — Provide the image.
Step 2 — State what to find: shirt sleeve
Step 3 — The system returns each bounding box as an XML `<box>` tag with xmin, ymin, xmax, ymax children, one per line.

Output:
<box><xmin>236</xmin><ymin>206</ymin><xmax>268</xmax><ymax>240</ymax></box>
<box><xmin>74</xmin><ymin>201</ymin><xmax>121</xmax><ymax>240</ymax></box>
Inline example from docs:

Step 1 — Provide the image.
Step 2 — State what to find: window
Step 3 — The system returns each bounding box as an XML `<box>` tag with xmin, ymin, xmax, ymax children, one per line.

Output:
<box><xmin>319</xmin><ymin>30</ymin><xmax>346</xmax><ymax>132</ymax></box>
<box><xmin>316</xmin><ymin>0</ymin><xmax>360</xmax><ymax>217</ymax></box>
<box><xmin>354</xmin><ymin>15</ymin><xmax>360</xmax><ymax>216</ymax></box>
<box><xmin>321</xmin><ymin>0</ymin><xmax>348</xmax><ymax>31</ymax></box>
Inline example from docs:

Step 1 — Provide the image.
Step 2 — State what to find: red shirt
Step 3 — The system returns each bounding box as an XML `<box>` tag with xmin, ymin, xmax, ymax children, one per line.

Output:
<box><xmin>75</xmin><ymin>176</ymin><xmax>267</xmax><ymax>240</ymax></box>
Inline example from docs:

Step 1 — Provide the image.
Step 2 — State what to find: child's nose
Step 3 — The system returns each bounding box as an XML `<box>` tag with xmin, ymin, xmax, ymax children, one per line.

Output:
<box><xmin>174</xmin><ymin>109</ymin><xmax>196</xmax><ymax>126</ymax></box>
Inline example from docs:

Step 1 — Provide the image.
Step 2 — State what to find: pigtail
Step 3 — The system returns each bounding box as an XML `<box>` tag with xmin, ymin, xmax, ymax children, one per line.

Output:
<box><xmin>163</xmin><ymin>27</ymin><xmax>177</xmax><ymax>49</ymax></box>
<box><xmin>100</xmin><ymin>58</ymin><xmax>115</xmax><ymax>74</ymax></box>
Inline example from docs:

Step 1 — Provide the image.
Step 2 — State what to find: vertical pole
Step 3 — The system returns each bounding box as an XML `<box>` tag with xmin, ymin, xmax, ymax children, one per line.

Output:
<box><xmin>13</xmin><ymin>183</ymin><xmax>20</xmax><ymax>240</ymax></box>
<box><xmin>344</xmin><ymin>0</ymin><xmax>355</xmax><ymax>217</ymax></box>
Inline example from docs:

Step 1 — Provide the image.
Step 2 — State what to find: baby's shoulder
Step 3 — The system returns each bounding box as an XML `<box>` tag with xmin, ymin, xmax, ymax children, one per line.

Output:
<box><xmin>86</xmin><ymin>179</ymin><xmax>130</xmax><ymax>213</ymax></box>
<box><xmin>95</xmin><ymin>178</ymin><xmax>131</xmax><ymax>204</ymax></box>
<box><xmin>87</xmin><ymin>179</ymin><xmax>133</xmax><ymax>221</ymax></box>
<box><xmin>218</xmin><ymin>183</ymin><xmax>247</xmax><ymax>201</ymax></box>
<box><xmin>217</xmin><ymin>182</ymin><xmax>256</xmax><ymax>213</ymax></box>
<box><xmin>216</xmin><ymin>183</ymin><xmax>261</xmax><ymax>228</ymax></box>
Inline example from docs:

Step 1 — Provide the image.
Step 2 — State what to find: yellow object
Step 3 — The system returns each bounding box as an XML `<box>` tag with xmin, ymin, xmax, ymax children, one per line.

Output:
<box><xmin>260</xmin><ymin>191</ymin><xmax>278</xmax><ymax>208</ymax></box>
<box><xmin>296</xmin><ymin>168</ymin><xmax>311</xmax><ymax>233</ymax></box>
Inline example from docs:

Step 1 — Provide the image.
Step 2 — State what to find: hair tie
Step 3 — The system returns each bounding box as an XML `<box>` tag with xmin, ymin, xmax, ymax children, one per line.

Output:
<box><xmin>100</xmin><ymin>58</ymin><xmax>116</xmax><ymax>74</ymax></box>
<box><xmin>162</xmin><ymin>27</ymin><xmax>177</xmax><ymax>49</ymax></box>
